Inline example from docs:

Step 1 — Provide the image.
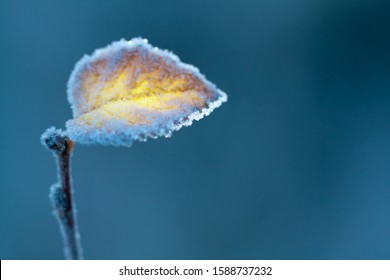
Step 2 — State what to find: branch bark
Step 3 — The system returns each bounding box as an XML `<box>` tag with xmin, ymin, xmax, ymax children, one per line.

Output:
<box><xmin>41</xmin><ymin>127</ymin><xmax>83</xmax><ymax>260</ymax></box>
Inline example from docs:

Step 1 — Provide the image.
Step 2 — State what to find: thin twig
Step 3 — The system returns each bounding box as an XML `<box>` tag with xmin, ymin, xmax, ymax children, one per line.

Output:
<box><xmin>41</xmin><ymin>127</ymin><xmax>83</xmax><ymax>260</ymax></box>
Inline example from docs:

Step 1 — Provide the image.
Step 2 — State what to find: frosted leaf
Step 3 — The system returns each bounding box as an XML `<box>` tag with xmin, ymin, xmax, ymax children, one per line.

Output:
<box><xmin>66</xmin><ymin>38</ymin><xmax>227</xmax><ymax>146</ymax></box>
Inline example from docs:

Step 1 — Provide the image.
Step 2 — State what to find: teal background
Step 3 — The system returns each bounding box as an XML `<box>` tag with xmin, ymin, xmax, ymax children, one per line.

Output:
<box><xmin>0</xmin><ymin>0</ymin><xmax>389</xmax><ymax>259</ymax></box>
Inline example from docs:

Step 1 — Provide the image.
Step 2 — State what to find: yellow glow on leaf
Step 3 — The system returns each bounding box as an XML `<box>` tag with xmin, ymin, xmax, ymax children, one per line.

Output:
<box><xmin>66</xmin><ymin>38</ymin><xmax>227</xmax><ymax>146</ymax></box>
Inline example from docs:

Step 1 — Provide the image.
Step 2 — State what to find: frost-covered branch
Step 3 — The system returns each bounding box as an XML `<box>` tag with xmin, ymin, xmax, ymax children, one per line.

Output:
<box><xmin>41</xmin><ymin>127</ymin><xmax>83</xmax><ymax>260</ymax></box>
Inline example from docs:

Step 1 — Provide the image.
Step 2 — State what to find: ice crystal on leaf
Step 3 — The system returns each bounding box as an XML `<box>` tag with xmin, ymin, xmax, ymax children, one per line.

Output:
<box><xmin>66</xmin><ymin>38</ymin><xmax>227</xmax><ymax>146</ymax></box>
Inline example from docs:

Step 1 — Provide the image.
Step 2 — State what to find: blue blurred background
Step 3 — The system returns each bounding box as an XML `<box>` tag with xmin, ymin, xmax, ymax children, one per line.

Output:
<box><xmin>1</xmin><ymin>0</ymin><xmax>389</xmax><ymax>259</ymax></box>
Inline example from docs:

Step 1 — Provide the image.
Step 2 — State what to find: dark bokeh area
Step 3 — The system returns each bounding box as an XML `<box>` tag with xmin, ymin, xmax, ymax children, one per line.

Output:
<box><xmin>1</xmin><ymin>0</ymin><xmax>389</xmax><ymax>259</ymax></box>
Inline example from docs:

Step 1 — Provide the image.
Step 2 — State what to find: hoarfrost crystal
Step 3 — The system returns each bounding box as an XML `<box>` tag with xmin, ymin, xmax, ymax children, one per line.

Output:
<box><xmin>66</xmin><ymin>38</ymin><xmax>227</xmax><ymax>146</ymax></box>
